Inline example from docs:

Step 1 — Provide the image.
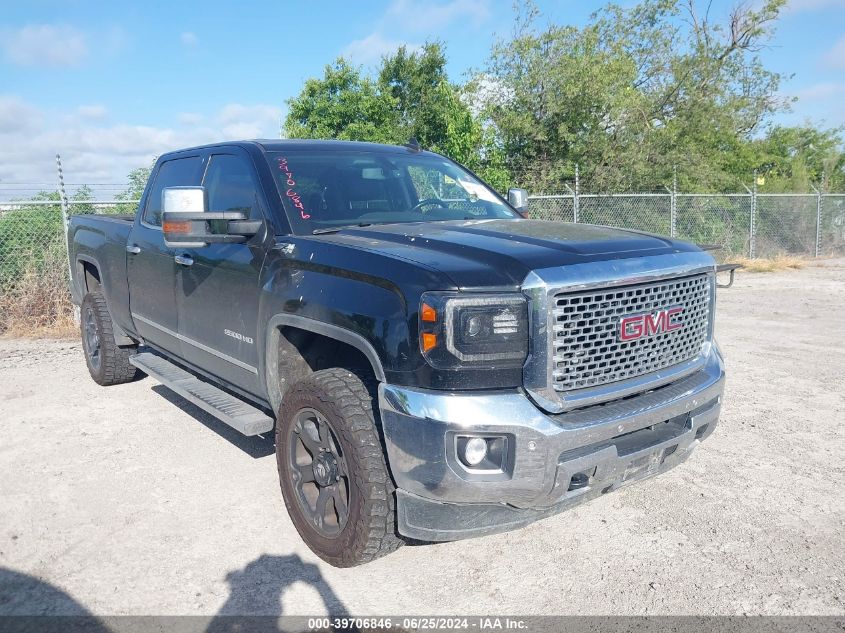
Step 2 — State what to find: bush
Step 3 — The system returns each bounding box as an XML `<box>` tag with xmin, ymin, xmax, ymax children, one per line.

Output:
<box><xmin>0</xmin><ymin>245</ymin><xmax>75</xmax><ymax>337</ymax></box>
<box><xmin>0</xmin><ymin>205</ymin><xmax>65</xmax><ymax>288</ymax></box>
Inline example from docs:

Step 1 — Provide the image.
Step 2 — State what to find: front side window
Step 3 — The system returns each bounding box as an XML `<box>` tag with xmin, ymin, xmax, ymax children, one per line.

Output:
<box><xmin>143</xmin><ymin>156</ymin><xmax>203</xmax><ymax>227</ymax></box>
<box><xmin>267</xmin><ymin>150</ymin><xmax>517</xmax><ymax>235</ymax></box>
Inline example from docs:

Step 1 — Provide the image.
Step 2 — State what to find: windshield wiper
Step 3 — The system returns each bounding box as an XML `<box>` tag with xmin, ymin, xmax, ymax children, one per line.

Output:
<box><xmin>312</xmin><ymin>223</ymin><xmax>374</xmax><ymax>235</ymax></box>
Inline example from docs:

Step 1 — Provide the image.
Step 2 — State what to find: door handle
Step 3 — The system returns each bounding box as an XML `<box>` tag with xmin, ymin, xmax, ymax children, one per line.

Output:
<box><xmin>174</xmin><ymin>255</ymin><xmax>194</xmax><ymax>267</ymax></box>
<box><xmin>126</xmin><ymin>244</ymin><xmax>141</xmax><ymax>254</ymax></box>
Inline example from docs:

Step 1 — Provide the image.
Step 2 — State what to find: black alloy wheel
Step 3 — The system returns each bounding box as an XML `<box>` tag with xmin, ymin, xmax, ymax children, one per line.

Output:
<box><xmin>287</xmin><ymin>407</ymin><xmax>351</xmax><ymax>537</ymax></box>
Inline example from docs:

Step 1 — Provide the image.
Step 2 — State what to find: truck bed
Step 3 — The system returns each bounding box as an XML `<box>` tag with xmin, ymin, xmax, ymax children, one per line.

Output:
<box><xmin>68</xmin><ymin>214</ymin><xmax>135</xmax><ymax>332</ymax></box>
<box><xmin>70</xmin><ymin>213</ymin><xmax>134</xmax><ymax>224</ymax></box>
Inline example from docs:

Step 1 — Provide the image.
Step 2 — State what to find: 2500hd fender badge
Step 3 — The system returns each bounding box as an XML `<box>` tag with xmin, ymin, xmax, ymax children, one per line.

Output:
<box><xmin>224</xmin><ymin>329</ymin><xmax>254</xmax><ymax>345</ymax></box>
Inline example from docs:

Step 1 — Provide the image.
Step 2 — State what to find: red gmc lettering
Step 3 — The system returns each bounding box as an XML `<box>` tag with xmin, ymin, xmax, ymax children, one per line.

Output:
<box><xmin>619</xmin><ymin>307</ymin><xmax>683</xmax><ymax>341</ymax></box>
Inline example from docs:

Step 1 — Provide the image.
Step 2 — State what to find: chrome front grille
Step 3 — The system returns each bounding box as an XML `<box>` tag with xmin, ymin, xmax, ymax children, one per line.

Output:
<box><xmin>551</xmin><ymin>274</ymin><xmax>711</xmax><ymax>392</ymax></box>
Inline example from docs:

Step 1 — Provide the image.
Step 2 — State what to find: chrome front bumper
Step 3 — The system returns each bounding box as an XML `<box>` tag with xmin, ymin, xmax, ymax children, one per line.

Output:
<box><xmin>378</xmin><ymin>345</ymin><xmax>725</xmax><ymax>542</ymax></box>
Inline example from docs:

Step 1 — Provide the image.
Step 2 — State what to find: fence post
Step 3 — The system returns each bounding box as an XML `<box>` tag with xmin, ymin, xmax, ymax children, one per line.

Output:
<box><xmin>56</xmin><ymin>154</ymin><xmax>76</xmax><ymax>323</ymax></box>
<box><xmin>56</xmin><ymin>154</ymin><xmax>69</xmax><ymax>231</ymax></box>
<box><xmin>563</xmin><ymin>184</ymin><xmax>576</xmax><ymax>222</ymax></box>
<box><xmin>573</xmin><ymin>163</ymin><xmax>580</xmax><ymax>223</ymax></box>
<box><xmin>743</xmin><ymin>181</ymin><xmax>755</xmax><ymax>258</ymax></box>
<box><xmin>672</xmin><ymin>174</ymin><xmax>677</xmax><ymax>237</ymax></box>
<box><xmin>810</xmin><ymin>183</ymin><xmax>822</xmax><ymax>258</ymax></box>
<box><xmin>665</xmin><ymin>173</ymin><xmax>677</xmax><ymax>238</ymax></box>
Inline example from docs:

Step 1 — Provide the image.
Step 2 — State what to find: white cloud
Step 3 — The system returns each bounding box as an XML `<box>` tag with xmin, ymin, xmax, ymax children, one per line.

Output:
<box><xmin>178</xmin><ymin>112</ymin><xmax>204</xmax><ymax>125</ymax></box>
<box><xmin>1</xmin><ymin>24</ymin><xmax>88</xmax><ymax>67</ymax></box>
<box><xmin>385</xmin><ymin>0</ymin><xmax>491</xmax><ymax>32</ymax></box>
<box><xmin>342</xmin><ymin>0</ymin><xmax>489</xmax><ymax>65</ymax></box>
<box><xmin>0</xmin><ymin>96</ymin><xmax>283</xmax><ymax>185</ymax></box>
<box><xmin>217</xmin><ymin>104</ymin><xmax>283</xmax><ymax>138</ymax></box>
<box><xmin>823</xmin><ymin>34</ymin><xmax>845</xmax><ymax>69</ymax></box>
<box><xmin>343</xmin><ymin>33</ymin><xmax>421</xmax><ymax>65</ymax></box>
<box><xmin>180</xmin><ymin>31</ymin><xmax>198</xmax><ymax>47</ymax></box>
<box><xmin>785</xmin><ymin>0</ymin><xmax>845</xmax><ymax>12</ymax></box>
<box><xmin>76</xmin><ymin>105</ymin><xmax>108</xmax><ymax>120</ymax></box>
<box><xmin>0</xmin><ymin>95</ymin><xmax>41</xmax><ymax>134</ymax></box>
<box><xmin>465</xmin><ymin>75</ymin><xmax>513</xmax><ymax>115</ymax></box>
<box><xmin>792</xmin><ymin>82</ymin><xmax>845</xmax><ymax>101</ymax></box>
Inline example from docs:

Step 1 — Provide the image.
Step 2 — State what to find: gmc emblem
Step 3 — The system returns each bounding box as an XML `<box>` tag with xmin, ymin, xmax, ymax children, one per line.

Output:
<box><xmin>619</xmin><ymin>307</ymin><xmax>683</xmax><ymax>342</ymax></box>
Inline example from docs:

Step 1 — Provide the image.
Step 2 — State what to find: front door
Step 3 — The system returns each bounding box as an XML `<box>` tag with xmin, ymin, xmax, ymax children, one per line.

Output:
<box><xmin>127</xmin><ymin>155</ymin><xmax>204</xmax><ymax>358</ymax></box>
<box><xmin>175</xmin><ymin>151</ymin><xmax>268</xmax><ymax>394</ymax></box>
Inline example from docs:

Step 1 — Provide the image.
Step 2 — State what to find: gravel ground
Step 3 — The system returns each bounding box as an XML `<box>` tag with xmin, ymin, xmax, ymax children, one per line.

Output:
<box><xmin>0</xmin><ymin>260</ymin><xmax>843</xmax><ymax>617</ymax></box>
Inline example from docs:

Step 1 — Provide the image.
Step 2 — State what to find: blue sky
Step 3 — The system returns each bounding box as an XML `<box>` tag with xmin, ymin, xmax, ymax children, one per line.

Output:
<box><xmin>1</xmin><ymin>0</ymin><xmax>843</xmax><ymax>186</ymax></box>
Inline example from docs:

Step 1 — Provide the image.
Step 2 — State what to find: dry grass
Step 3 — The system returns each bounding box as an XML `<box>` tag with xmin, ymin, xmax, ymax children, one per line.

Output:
<box><xmin>0</xmin><ymin>251</ymin><xmax>77</xmax><ymax>339</ymax></box>
<box><xmin>728</xmin><ymin>255</ymin><xmax>806</xmax><ymax>273</ymax></box>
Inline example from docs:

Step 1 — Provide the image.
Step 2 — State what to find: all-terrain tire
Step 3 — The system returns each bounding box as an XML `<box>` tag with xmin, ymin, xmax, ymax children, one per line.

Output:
<box><xmin>276</xmin><ymin>368</ymin><xmax>403</xmax><ymax>567</ymax></box>
<box><xmin>80</xmin><ymin>291</ymin><xmax>138</xmax><ymax>386</ymax></box>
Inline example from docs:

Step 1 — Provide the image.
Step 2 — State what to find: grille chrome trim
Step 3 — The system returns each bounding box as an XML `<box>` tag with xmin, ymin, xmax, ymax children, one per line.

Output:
<box><xmin>552</xmin><ymin>274</ymin><xmax>711</xmax><ymax>391</ymax></box>
<box><xmin>522</xmin><ymin>251</ymin><xmax>716</xmax><ymax>414</ymax></box>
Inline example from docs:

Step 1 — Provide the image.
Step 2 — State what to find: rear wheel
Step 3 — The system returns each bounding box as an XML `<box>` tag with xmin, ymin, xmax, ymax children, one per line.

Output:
<box><xmin>276</xmin><ymin>368</ymin><xmax>402</xmax><ymax>567</ymax></box>
<box><xmin>80</xmin><ymin>291</ymin><xmax>138</xmax><ymax>386</ymax></box>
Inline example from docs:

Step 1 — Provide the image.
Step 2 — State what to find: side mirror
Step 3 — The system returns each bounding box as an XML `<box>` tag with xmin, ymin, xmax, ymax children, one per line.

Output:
<box><xmin>507</xmin><ymin>188</ymin><xmax>529</xmax><ymax>218</ymax></box>
<box><xmin>162</xmin><ymin>186</ymin><xmax>261</xmax><ymax>248</ymax></box>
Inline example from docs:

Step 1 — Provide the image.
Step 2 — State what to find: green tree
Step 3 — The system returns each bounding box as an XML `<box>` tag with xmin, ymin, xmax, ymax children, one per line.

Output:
<box><xmin>283</xmin><ymin>45</ymin><xmax>511</xmax><ymax>190</ymax></box>
<box><xmin>377</xmin><ymin>44</ymin><xmax>475</xmax><ymax>162</ymax></box>
<box><xmin>284</xmin><ymin>58</ymin><xmax>398</xmax><ymax>143</ymax></box>
<box><xmin>477</xmin><ymin>0</ymin><xmax>790</xmax><ymax>192</ymax></box>
<box><xmin>754</xmin><ymin>125</ymin><xmax>845</xmax><ymax>192</ymax></box>
<box><xmin>118</xmin><ymin>162</ymin><xmax>154</xmax><ymax>202</ymax></box>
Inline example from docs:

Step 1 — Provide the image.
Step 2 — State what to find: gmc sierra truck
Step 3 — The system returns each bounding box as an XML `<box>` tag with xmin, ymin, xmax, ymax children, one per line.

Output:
<box><xmin>68</xmin><ymin>140</ymin><xmax>725</xmax><ymax>567</ymax></box>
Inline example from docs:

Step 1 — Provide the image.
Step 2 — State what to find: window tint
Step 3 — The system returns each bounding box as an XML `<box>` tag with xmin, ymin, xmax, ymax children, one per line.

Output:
<box><xmin>143</xmin><ymin>156</ymin><xmax>202</xmax><ymax>227</ymax></box>
<box><xmin>268</xmin><ymin>151</ymin><xmax>516</xmax><ymax>235</ymax></box>
<box><xmin>204</xmin><ymin>154</ymin><xmax>260</xmax><ymax>219</ymax></box>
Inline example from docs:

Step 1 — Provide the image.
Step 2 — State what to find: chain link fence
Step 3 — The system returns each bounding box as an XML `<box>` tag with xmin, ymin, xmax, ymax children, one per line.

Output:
<box><xmin>527</xmin><ymin>192</ymin><xmax>845</xmax><ymax>259</ymax></box>
<box><xmin>1</xmin><ymin>180</ymin><xmax>844</xmax><ymax>334</ymax></box>
<box><xmin>0</xmin><ymin>186</ymin><xmax>138</xmax><ymax>334</ymax></box>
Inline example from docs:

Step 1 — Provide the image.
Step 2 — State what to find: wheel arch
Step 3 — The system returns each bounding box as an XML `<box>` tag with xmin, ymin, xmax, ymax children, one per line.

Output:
<box><xmin>265</xmin><ymin>314</ymin><xmax>386</xmax><ymax>413</ymax></box>
<box><xmin>74</xmin><ymin>254</ymin><xmax>102</xmax><ymax>298</ymax></box>
<box><xmin>74</xmin><ymin>255</ymin><xmax>135</xmax><ymax>346</ymax></box>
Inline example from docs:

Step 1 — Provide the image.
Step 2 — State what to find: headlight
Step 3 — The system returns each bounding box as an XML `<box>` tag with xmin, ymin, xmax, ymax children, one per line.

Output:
<box><xmin>419</xmin><ymin>292</ymin><xmax>528</xmax><ymax>369</ymax></box>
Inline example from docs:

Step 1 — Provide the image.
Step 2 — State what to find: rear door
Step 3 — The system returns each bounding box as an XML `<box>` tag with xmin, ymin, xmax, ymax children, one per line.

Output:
<box><xmin>175</xmin><ymin>150</ymin><xmax>269</xmax><ymax>393</ymax></box>
<box><xmin>127</xmin><ymin>155</ymin><xmax>204</xmax><ymax>357</ymax></box>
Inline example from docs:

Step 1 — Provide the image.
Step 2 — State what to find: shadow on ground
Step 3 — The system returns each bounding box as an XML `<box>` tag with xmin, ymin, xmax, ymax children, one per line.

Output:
<box><xmin>0</xmin><ymin>567</ymin><xmax>108</xmax><ymax>620</ymax></box>
<box><xmin>151</xmin><ymin>385</ymin><xmax>275</xmax><ymax>459</ymax></box>
<box><xmin>1</xmin><ymin>554</ymin><xmax>351</xmax><ymax>632</ymax></box>
<box><xmin>212</xmin><ymin>554</ymin><xmax>350</xmax><ymax>617</ymax></box>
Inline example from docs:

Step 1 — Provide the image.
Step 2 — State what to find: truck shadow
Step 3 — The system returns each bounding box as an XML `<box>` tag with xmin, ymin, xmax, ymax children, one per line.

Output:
<box><xmin>151</xmin><ymin>385</ymin><xmax>275</xmax><ymax>459</ymax></box>
<box><xmin>0</xmin><ymin>567</ymin><xmax>105</xmax><ymax>619</ymax></box>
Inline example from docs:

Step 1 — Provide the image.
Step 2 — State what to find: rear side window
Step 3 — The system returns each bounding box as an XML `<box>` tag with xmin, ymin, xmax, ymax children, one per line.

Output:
<box><xmin>142</xmin><ymin>156</ymin><xmax>203</xmax><ymax>227</ymax></box>
<box><xmin>203</xmin><ymin>154</ymin><xmax>261</xmax><ymax>219</ymax></box>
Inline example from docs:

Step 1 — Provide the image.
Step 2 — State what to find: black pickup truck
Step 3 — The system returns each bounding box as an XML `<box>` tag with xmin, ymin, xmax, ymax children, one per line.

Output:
<box><xmin>68</xmin><ymin>140</ymin><xmax>725</xmax><ymax>567</ymax></box>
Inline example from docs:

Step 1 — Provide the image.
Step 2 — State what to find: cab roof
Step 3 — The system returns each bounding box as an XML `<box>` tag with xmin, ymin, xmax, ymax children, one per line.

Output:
<box><xmin>166</xmin><ymin>139</ymin><xmax>432</xmax><ymax>156</ymax></box>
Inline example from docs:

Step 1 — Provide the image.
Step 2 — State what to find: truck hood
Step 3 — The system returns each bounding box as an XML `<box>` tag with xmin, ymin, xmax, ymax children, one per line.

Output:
<box><xmin>308</xmin><ymin>219</ymin><xmax>700</xmax><ymax>290</ymax></box>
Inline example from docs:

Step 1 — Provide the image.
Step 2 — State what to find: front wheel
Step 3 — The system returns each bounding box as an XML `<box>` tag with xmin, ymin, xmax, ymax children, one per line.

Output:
<box><xmin>276</xmin><ymin>368</ymin><xmax>402</xmax><ymax>567</ymax></box>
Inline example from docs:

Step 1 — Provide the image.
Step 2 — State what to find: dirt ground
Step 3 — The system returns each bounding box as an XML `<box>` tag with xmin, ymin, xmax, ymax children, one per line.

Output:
<box><xmin>0</xmin><ymin>260</ymin><xmax>843</xmax><ymax>617</ymax></box>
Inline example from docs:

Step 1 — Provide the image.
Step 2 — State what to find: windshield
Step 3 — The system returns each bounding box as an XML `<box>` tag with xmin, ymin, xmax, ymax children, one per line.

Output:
<box><xmin>267</xmin><ymin>150</ymin><xmax>518</xmax><ymax>234</ymax></box>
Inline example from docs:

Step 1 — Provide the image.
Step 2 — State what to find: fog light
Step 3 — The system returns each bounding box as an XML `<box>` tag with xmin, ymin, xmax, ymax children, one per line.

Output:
<box><xmin>464</xmin><ymin>437</ymin><xmax>488</xmax><ymax>466</ymax></box>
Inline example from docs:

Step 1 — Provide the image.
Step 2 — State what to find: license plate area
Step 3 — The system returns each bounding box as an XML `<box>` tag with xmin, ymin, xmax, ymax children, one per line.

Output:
<box><xmin>620</xmin><ymin>445</ymin><xmax>674</xmax><ymax>485</ymax></box>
